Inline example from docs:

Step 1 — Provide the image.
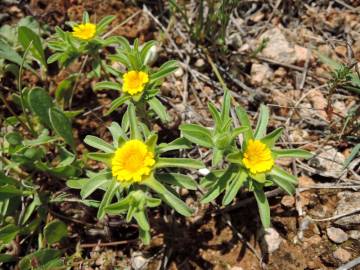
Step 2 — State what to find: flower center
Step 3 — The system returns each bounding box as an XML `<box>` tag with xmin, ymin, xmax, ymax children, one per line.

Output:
<box><xmin>72</xmin><ymin>23</ymin><xmax>96</xmax><ymax>40</ymax></box>
<box><xmin>123</xmin><ymin>71</ymin><xmax>149</xmax><ymax>95</ymax></box>
<box><xmin>112</xmin><ymin>140</ymin><xmax>155</xmax><ymax>183</ymax></box>
<box><xmin>242</xmin><ymin>139</ymin><xmax>274</xmax><ymax>175</ymax></box>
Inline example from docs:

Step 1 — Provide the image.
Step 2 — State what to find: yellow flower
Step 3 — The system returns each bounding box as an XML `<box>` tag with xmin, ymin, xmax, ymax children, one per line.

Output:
<box><xmin>123</xmin><ymin>71</ymin><xmax>149</xmax><ymax>95</ymax></box>
<box><xmin>112</xmin><ymin>140</ymin><xmax>155</xmax><ymax>183</ymax></box>
<box><xmin>242</xmin><ymin>139</ymin><xmax>274</xmax><ymax>174</ymax></box>
<box><xmin>72</xmin><ymin>23</ymin><xmax>96</xmax><ymax>40</ymax></box>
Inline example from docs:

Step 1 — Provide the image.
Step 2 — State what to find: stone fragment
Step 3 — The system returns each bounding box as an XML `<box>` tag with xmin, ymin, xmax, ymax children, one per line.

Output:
<box><xmin>333</xmin><ymin>247</ymin><xmax>351</xmax><ymax>263</ymax></box>
<box><xmin>250</xmin><ymin>63</ymin><xmax>273</xmax><ymax>85</ymax></box>
<box><xmin>326</xmin><ymin>227</ymin><xmax>348</xmax><ymax>244</ymax></box>
<box><xmin>262</xmin><ymin>228</ymin><xmax>283</xmax><ymax>253</ymax></box>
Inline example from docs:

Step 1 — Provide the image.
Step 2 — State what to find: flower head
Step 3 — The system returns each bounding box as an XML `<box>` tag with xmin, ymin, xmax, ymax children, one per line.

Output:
<box><xmin>72</xmin><ymin>23</ymin><xmax>96</xmax><ymax>40</ymax></box>
<box><xmin>112</xmin><ymin>140</ymin><xmax>155</xmax><ymax>183</ymax></box>
<box><xmin>242</xmin><ymin>139</ymin><xmax>274</xmax><ymax>174</ymax></box>
<box><xmin>123</xmin><ymin>71</ymin><xmax>149</xmax><ymax>95</ymax></box>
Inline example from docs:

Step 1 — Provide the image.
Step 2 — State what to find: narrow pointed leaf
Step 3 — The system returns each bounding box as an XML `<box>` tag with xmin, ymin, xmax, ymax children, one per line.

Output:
<box><xmin>49</xmin><ymin>107</ymin><xmax>75</xmax><ymax>151</ymax></box>
<box><xmin>272</xmin><ymin>149</ymin><xmax>313</xmax><ymax>159</ymax></box>
<box><xmin>84</xmin><ymin>135</ymin><xmax>115</xmax><ymax>153</ymax></box>
<box><xmin>261</xmin><ymin>127</ymin><xmax>283</xmax><ymax>148</ymax></box>
<box><xmin>155</xmin><ymin>158</ymin><xmax>204</xmax><ymax>169</ymax></box>
<box><xmin>253</xmin><ymin>186</ymin><xmax>271</xmax><ymax>228</ymax></box>
<box><xmin>254</xmin><ymin>104</ymin><xmax>269</xmax><ymax>139</ymax></box>
<box><xmin>155</xmin><ymin>173</ymin><xmax>197</xmax><ymax>190</ymax></box>
<box><xmin>222</xmin><ymin>170</ymin><xmax>247</xmax><ymax>206</ymax></box>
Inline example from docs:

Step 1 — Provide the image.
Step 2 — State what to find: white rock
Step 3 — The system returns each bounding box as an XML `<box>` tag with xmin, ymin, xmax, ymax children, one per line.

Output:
<box><xmin>198</xmin><ymin>168</ymin><xmax>210</xmax><ymax>176</ymax></box>
<box><xmin>309</xmin><ymin>146</ymin><xmax>345</xmax><ymax>178</ymax></box>
<box><xmin>131</xmin><ymin>252</ymin><xmax>148</xmax><ymax>270</ymax></box>
<box><xmin>263</xmin><ymin>228</ymin><xmax>283</xmax><ymax>253</ymax></box>
<box><xmin>195</xmin><ymin>58</ymin><xmax>206</xmax><ymax>68</ymax></box>
<box><xmin>231</xmin><ymin>267</ymin><xmax>244</xmax><ymax>270</ymax></box>
<box><xmin>281</xmin><ymin>195</ymin><xmax>295</xmax><ymax>208</ymax></box>
<box><xmin>250</xmin><ymin>63</ymin><xmax>273</xmax><ymax>85</ymax></box>
<box><xmin>335</xmin><ymin>192</ymin><xmax>360</xmax><ymax>227</ymax></box>
<box><xmin>327</xmin><ymin>227</ymin><xmax>348</xmax><ymax>244</ymax></box>
<box><xmin>174</xmin><ymin>67</ymin><xmax>184</xmax><ymax>78</ymax></box>
<box><xmin>258</xmin><ymin>27</ymin><xmax>296</xmax><ymax>64</ymax></box>
<box><xmin>333</xmin><ymin>247</ymin><xmax>351</xmax><ymax>263</ymax></box>
<box><xmin>349</xmin><ymin>230</ymin><xmax>360</xmax><ymax>240</ymax></box>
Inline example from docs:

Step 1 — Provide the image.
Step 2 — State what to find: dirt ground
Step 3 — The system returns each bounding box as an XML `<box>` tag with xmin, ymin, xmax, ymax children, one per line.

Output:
<box><xmin>1</xmin><ymin>0</ymin><xmax>360</xmax><ymax>269</ymax></box>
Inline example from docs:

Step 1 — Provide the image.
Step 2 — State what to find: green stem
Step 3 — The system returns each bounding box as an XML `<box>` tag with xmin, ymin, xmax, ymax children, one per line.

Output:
<box><xmin>18</xmin><ymin>41</ymin><xmax>36</xmax><ymax>136</ymax></box>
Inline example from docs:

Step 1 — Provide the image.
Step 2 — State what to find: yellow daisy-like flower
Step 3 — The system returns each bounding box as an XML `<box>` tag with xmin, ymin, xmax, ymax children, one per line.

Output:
<box><xmin>242</xmin><ymin>139</ymin><xmax>274</xmax><ymax>175</ymax></box>
<box><xmin>112</xmin><ymin>140</ymin><xmax>155</xmax><ymax>183</ymax></box>
<box><xmin>122</xmin><ymin>71</ymin><xmax>149</xmax><ymax>95</ymax></box>
<box><xmin>72</xmin><ymin>23</ymin><xmax>96</xmax><ymax>40</ymax></box>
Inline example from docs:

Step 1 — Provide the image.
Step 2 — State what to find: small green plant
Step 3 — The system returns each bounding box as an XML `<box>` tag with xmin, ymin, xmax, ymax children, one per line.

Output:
<box><xmin>94</xmin><ymin>37</ymin><xmax>178</xmax><ymax>121</ymax></box>
<box><xmin>181</xmin><ymin>90</ymin><xmax>312</xmax><ymax>228</ymax></box>
<box><xmin>48</xmin><ymin>11</ymin><xmax>116</xmax><ymax>68</ymax></box>
<box><xmin>67</xmin><ymin>104</ymin><xmax>203</xmax><ymax>244</ymax></box>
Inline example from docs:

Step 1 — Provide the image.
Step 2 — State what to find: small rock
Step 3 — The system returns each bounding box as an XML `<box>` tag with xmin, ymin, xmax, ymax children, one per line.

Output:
<box><xmin>199</xmin><ymin>168</ymin><xmax>210</xmax><ymax>176</ymax></box>
<box><xmin>262</xmin><ymin>228</ymin><xmax>283</xmax><ymax>253</ymax></box>
<box><xmin>174</xmin><ymin>67</ymin><xmax>184</xmax><ymax>78</ymax></box>
<box><xmin>250</xmin><ymin>63</ymin><xmax>273</xmax><ymax>85</ymax></box>
<box><xmin>333</xmin><ymin>247</ymin><xmax>351</xmax><ymax>263</ymax></box>
<box><xmin>335</xmin><ymin>192</ymin><xmax>360</xmax><ymax>227</ymax></box>
<box><xmin>294</xmin><ymin>45</ymin><xmax>311</xmax><ymax>66</ymax></box>
<box><xmin>231</xmin><ymin>267</ymin><xmax>244</xmax><ymax>270</ymax></box>
<box><xmin>258</xmin><ymin>27</ymin><xmax>296</xmax><ymax>64</ymax></box>
<box><xmin>131</xmin><ymin>252</ymin><xmax>148</xmax><ymax>270</ymax></box>
<box><xmin>298</xmin><ymin>175</ymin><xmax>315</xmax><ymax>188</ymax></box>
<box><xmin>227</xmin><ymin>33</ymin><xmax>243</xmax><ymax>49</ymax></box>
<box><xmin>195</xmin><ymin>58</ymin><xmax>206</xmax><ymax>69</ymax></box>
<box><xmin>309</xmin><ymin>147</ymin><xmax>345</xmax><ymax>178</ymax></box>
<box><xmin>349</xmin><ymin>230</ymin><xmax>360</xmax><ymax>240</ymax></box>
<box><xmin>327</xmin><ymin>227</ymin><xmax>348</xmax><ymax>244</ymax></box>
<box><xmin>281</xmin><ymin>195</ymin><xmax>295</xmax><ymax>208</ymax></box>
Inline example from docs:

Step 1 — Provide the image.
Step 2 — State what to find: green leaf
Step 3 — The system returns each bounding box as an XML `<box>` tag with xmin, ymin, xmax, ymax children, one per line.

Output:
<box><xmin>87</xmin><ymin>152</ymin><xmax>114</xmax><ymax>166</ymax></box>
<box><xmin>96</xmin><ymin>15</ymin><xmax>116</xmax><ymax>33</ymax></box>
<box><xmin>44</xmin><ymin>219</ymin><xmax>67</xmax><ymax>245</ymax></box>
<box><xmin>139</xmin><ymin>227</ymin><xmax>150</xmax><ymax>245</ymax></box>
<box><xmin>141</xmin><ymin>40</ymin><xmax>157</xmax><ymax>64</ymax></box>
<box><xmin>212</xmin><ymin>148</ymin><xmax>223</xmax><ymax>166</ymax></box>
<box><xmin>97</xmin><ymin>179</ymin><xmax>118</xmax><ymax>219</ymax></box>
<box><xmin>19</xmin><ymin>249</ymin><xmax>62</xmax><ymax>270</ymax></box>
<box><xmin>84</xmin><ymin>135</ymin><xmax>115</xmax><ymax>153</ymax></box>
<box><xmin>208</xmin><ymin>102</ymin><xmax>221</xmax><ymax>131</ymax></box>
<box><xmin>271</xmin><ymin>175</ymin><xmax>295</xmax><ymax>195</ymax></box>
<box><xmin>105</xmin><ymin>196</ymin><xmax>131</xmax><ymax>215</ymax></box>
<box><xmin>94</xmin><ymin>81</ymin><xmax>122</xmax><ymax>91</ymax></box>
<box><xmin>81</xmin><ymin>172</ymin><xmax>112</xmax><ymax>199</ymax></box>
<box><xmin>0</xmin><ymin>40</ymin><xmax>22</xmax><ymax>65</ymax></box>
<box><xmin>222</xmin><ymin>170</ymin><xmax>247</xmax><ymax>206</ymax></box>
<box><xmin>253</xmin><ymin>185</ymin><xmax>270</xmax><ymax>228</ymax></box>
<box><xmin>226</xmin><ymin>151</ymin><xmax>242</xmax><ymax>164</ymax></box>
<box><xmin>156</xmin><ymin>158</ymin><xmax>204</xmax><ymax>169</ymax></box>
<box><xmin>272</xmin><ymin>148</ymin><xmax>313</xmax><ymax>159</ymax></box>
<box><xmin>5</xmin><ymin>132</ymin><xmax>22</xmax><ymax>145</ymax></box>
<box><xmin>28</xmin><ymin>87</ymin><xmax>53</xmax><ymax>128</ymax></box>
<box><xmin>128</xmin><ymin>103</ymin><xmax>141</xmax><ymax>140</ymax></box>
<box><xmin>155</xmin><ymin>173</ymin><xmax>197</xmax><ymax>190</ymax></box>
<box><xmin>0</xmin><ymin>254</ymin><xmax>16</xmax><ymax>263</ymax></box>
<box><xmin>0</xmin><ymin>173</ymin><xmax>18</xmax><ymax>186</ymax></box>
<box><xmin>179</xmin><ymin>124</ymin><xmax>213</xmax><ymax>148</ymax></box>
<box><xmin>157</xmin><ymin>137</ymin><xmax>192</xmax><ymax>153</ymax></box>
<box><xmin>108</xmin><ymin>122</ymin><xmax>127</xmax><ymax>148</ymax></box>
<box><xmin>201</xmin><ymin>165</ymin><xmax>238</xmax><ymax>204</ymax></box>
<box><xmin>133</xmin><ymin>211</ymin><xmax>150</xmax><ymax>231</ymax></box>
<box><xmin>147</xmin><ymin>97</ymin><xmax>170</xmax><ymax>122</ymax></box>
<box><xmin>0</xmin><ymin>224</ymin><xmax>20</xmax><ymax>245</ymax></box>
<box><xmin>0</xmin><ymin>185</ymin><xmax>24</xmax><ymax>200</ymax></box>
<box><xmin>261</xmin><ymin>127</ymin><xmax>283</xmax><ymax>148</ymax></box>
<box><xmin>49</xmin><ymin>107</ymin><xmax>75</xmax><ymax>151</ymax></box>
<box><xmin>235</xmin><ymin>106</ymin><xmax>254</xmax><ymax>141</ymax></box>
<box><xmin>254</xmin><ymin>104</ymin><xmax>269</xmax><ymax>139</ymax></box>
<box><xmin>269</xmin><ymin>165</ymin><xmax>297</xmax><ymax>184</ymax></box>
<box><xmin>221</xmin><ymin>89</ymin><xmax>231</xmax><ymax>123</ymax></box>
<box><xmin>143</xmin><ymin>176</ymin><xmax>193</xmax><ymax>216</ymax></box>
<box><xmin>150</xmin><ymin>60</ymin><xmax>178</xmax><ymax>81</ymax></box>
<box><xmin>66</xmin><ymin>178</ymin><xmax>90</xmax><ymax>189</ymax></box>
<box><xmin>18</xmin><ymin>26</ymin><xmax>46</xmax><ymax>68</ymax></box>
<box><xmin>105</xmin><ymin>95</ymin><xmax>131</xmax><ymax>116</ymax></box>
<box><xmin>344</xmin><ymin>143</ymin><xmax>360</xmax><ymax>168</ymax></box>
